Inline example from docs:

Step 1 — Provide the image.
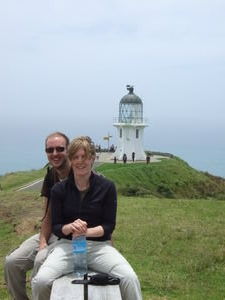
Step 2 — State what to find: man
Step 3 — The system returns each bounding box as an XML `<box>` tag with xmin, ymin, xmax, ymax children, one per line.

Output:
<box><xmin>132</xmin><ymin>152</ymin><xmax>135</xmax><ymax>162</ymax></box>
<box><xmin>4</xmin><ymin>132</ymin><xmax>71</xmax><ymax>300</ymax></box>
<box><xmin>123</xmin><ymin>153</ymin><xmax>127</xmax><ymax>164</ymax></box>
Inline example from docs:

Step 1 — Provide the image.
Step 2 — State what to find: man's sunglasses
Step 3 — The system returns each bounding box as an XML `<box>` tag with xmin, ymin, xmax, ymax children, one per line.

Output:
<box><xmin>45</xmin><ymin>146</ymin><xmax>65</xmax><ymax>154</ymax></box>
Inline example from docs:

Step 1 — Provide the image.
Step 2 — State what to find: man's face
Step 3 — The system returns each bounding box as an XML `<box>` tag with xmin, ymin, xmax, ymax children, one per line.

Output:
<box><xmin>45</xmin><ymin>136</ymin><xmax>68</xmax><ymax>169</ymax></box>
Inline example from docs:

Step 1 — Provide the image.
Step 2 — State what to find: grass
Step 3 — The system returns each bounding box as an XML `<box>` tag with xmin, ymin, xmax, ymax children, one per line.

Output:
<box><xmin>0</xmin><ymin>190</ymin><xmax>41</xmax><ymax>300</ymax></box>
<box><xmin>0</xmin><ymin>220</ymin><xmax>33</xmax><ymax>300</ymax></box>
<box><xmin>96</xmin><ymin>158</ymin><xmax>225</xmax><ymax>199</ymax></box>
<box><xmin>0</xmin><ymin>168</ymin><xmax>46</xmax><ymax>191</ymax></box>
<box><xmin>114</xmin><ymin>196</ymin><xmax>225</xmax><ymax>300</ymax></box>
<box><xmin>1</xmin><ymin>190</ymin><xmax>225</xmax><ymax>299</ymax></box>
<box><xmin>1</xmin><ymin>161</ymin><xmax>225</xmax><ymax>299</ymax></box>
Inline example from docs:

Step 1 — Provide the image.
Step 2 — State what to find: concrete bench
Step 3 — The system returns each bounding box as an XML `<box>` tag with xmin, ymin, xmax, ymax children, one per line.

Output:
<box><xmin>50</xmin><ymin>273</ymin><xmax>122</xmax><ymax>300</ymax></box>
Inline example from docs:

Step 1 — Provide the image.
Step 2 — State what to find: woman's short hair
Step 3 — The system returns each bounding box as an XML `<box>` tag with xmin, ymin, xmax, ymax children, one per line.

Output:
<box><xmin>68</xmin><ymin>136</ymin><xmax>96</xmax><ymax>160</ymax></box>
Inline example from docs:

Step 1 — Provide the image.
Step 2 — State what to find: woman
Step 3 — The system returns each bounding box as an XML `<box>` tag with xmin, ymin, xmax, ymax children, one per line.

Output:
<box><xmin>32</xmin><ymin>136</ymin><xmax>142</xmax><ymax>300</ymax></box>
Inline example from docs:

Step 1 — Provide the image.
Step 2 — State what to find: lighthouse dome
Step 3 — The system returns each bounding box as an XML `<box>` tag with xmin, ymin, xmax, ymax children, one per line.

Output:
<box><xmin>118</xmin><ymin>85</ymin><xmax>143</xmax><ymax>124</ymax></box>
<box><xmin>120</xmin><ymin>85</ymin><xmax>142</xmax><ymax>104</ymax></box>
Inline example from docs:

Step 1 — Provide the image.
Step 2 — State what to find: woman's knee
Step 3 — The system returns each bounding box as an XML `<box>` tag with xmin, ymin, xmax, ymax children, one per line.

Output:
<box><xmin>121</xmin><ymin>270</ymin><xmax>139</xmax><ymax>285</ymax></box>
<box><xmin>31</xmin><ymin>270</ymin><xmax>53</xmax><ymax>293</ymax></box>
<box><xmin>111</xmin><ymin>263</ymin><xmax>139</xmax><ymax>287</ymax></box>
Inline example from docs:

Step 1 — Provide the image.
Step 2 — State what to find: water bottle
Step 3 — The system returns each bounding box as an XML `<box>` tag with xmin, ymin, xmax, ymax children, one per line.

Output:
<box><xmin>72</xmin><ymin>235</ymin><xmax>87</xmax><ymax>277</ymax></box>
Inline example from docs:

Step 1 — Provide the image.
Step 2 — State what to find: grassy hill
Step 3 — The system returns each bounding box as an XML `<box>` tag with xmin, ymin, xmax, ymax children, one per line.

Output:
<box><xmin>1</xmin><ymin>192</ymin><xmax>225</xmax><ymax>299</ymax></box>
<box><xmin>1</xmin><ymin>158</ymin><xmax>225</xmax><ymax>299</ymax></box>
<box><xmin>0</xmin><ymin>168</ymin><xmax>46</xmax><ymax>191</ymax></box>
<box><xmin>1</xmin><ymin>156</ymin><xmax>225</xmax><ymax>200</ymax></box>
<box><xmin>96</xmin><ymin>157</ymin><xmax>225</xmax><ymax>199</ymax></box>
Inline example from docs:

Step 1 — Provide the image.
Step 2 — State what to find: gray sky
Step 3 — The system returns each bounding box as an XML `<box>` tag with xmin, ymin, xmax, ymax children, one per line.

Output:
<box><xmin>1</xmin><ymin>0</ymin><xmax>225</xmax><ymax>174</ymax></box>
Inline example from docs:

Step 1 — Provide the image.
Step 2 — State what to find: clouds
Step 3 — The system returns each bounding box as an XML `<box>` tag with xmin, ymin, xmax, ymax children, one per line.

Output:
<box><xmin>2</xmin><ymin>1</ymin><xmax>225</xmax><ymax>46</ymax></box>
<box><xmin>1</xmin><ymin>0</ymin><xmax>225</xmax><ymax>139</ymax></box>
<box><xmin>2</xmin><ymin>0</ymin><xmax>225</xmax><ymax>65</ymax></box>
<box><xmin>0</xmin><ymin>0</ymin><xmax>225</xmax><ymax>176</ymax></box>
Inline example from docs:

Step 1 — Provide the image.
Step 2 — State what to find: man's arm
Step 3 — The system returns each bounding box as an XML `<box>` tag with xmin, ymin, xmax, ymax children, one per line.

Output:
<box><xmin>39</xmin><ymin>197</ymin><xmax>52</xmax><ymax>250</ymax></box>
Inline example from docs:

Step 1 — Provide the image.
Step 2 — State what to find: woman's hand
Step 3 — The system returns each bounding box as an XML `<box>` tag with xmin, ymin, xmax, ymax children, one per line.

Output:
<box><xmin>62</xmin><ymin>219</ymin><xmax>87</xmax><ymax>236</ymax></box>
<box><xmin>72</xmin><ymin>219</ymin><xmax>87</xmax><ymax>236</ymax></box>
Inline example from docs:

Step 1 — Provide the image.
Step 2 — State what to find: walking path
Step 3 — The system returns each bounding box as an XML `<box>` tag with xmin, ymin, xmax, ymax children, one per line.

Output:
<box><xmin>95</xmin><ymin>152</ymin><xmax>168</xmax><ymax>163</ymax></box>
<box><xmin>18</xmin><ymin>153</ymin><xmax>169</xmax><ymax>192</ymax></box>
<box><xmin>16</xmin><ymin>179</ymin><xmax>44</xmax><ymax>191</ymax></box>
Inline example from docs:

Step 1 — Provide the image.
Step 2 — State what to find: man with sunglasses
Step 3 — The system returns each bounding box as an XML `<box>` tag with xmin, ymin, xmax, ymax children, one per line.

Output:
<box><xmin>4</xmin><ymin>132</ymin><xmax>71</xmax><ymax>300</ymax></box>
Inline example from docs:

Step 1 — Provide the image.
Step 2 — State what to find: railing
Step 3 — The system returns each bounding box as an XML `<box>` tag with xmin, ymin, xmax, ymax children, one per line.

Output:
<box><xmin>113</xmin><ymin>117</ymin><xmax>148</xmax><ymax>124</ymax></box>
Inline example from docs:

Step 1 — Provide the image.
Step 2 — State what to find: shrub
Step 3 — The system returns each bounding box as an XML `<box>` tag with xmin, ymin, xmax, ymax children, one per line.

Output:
<box><xmin>157</xmin><ymin>184</ymin><xmax>174</xmax><ymax>198</ymax></box>
<box><xmin>119</xmin><ymin>185</ymin><xmax>150</xmax><ymax>197</ymax></box>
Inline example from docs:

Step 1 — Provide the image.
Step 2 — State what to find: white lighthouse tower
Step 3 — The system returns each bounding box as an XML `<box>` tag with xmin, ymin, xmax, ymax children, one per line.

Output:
<box><xmin>113</xmin><ymin>85</ymin><xmax>148</xmax><ymax>161</ymax></box>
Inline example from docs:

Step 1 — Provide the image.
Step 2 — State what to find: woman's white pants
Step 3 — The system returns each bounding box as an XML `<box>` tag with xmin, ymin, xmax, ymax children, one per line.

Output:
<box><xmin>31</xmin><ymin>239</ymin><xmax>142</xmax><ymax>300</ymax></box>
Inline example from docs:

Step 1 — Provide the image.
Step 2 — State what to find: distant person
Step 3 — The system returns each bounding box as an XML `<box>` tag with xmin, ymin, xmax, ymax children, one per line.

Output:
<box><xmin>146</xmin><ymin>155</ymin><xmax>150</xmax><ymax>164</ymax></box>
<box><xmin>123</xmin><ymin>153</ymin><xmax>127</xmax><ymax>164</ymax></box>
<box><xmin>132</xmin><ymin>152</ymin><xmax>135</xmax><ymax>162</ymax></box>
<box><xmin>4</xmin><ymin>132</ymin><xmax>71</xmax><ymax>300</ymax></box>
<box><xmin>31</xmin><ymin>136</ymin><xmax>142</xmax><ymax>300</ymax></box>
<box><xmin>114</xmin><ymin>156</ymin><xmax>117</xmax><ymax>164</ymax></box>
<box><xmin>110</xmin><ymin>144</ymin><xmax>115</xmax><ymax>152</ymax></box>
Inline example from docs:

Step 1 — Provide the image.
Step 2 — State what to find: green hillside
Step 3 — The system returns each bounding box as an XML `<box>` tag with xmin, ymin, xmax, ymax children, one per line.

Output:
<box><xmin>1</xmin><ymin>193</ymin><xmax>225</xmax><ymax>299</ymax></box>
<box><xmin>0</xmin><ymin>168</ymin><xmax>46</xmax><ymax>191</ymax></box>
<box><xmin>96</xmin><ymin>157</ymin><xmax>225</xmax><ymax>199</ymax></box>
<box><xmin>1</xmin><ymin>156</ymin><xmax>225</xmax><ymax>199</ymax></box>
<box><xmin>1</xmin><ymin>160</ymin><xmax>225</xmax><ymax>299</ymax></box>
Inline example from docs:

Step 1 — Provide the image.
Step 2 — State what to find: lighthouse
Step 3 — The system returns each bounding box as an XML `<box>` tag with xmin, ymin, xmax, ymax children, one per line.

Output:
<box><xmin>113</xmin><ymin>85</ymin><xmax>148</xmax><ymax>161</ymax></box>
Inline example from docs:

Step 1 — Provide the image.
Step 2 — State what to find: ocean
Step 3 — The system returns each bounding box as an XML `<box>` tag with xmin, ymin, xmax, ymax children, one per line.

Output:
<box><xmin>165</xmin><ymin>146</ymin><xmax>225</xmax><ymax>178</ymax></box>
<box><xmin>0</xmin><ymin>122</ymin><xmax>224</xmax><ymax>178</ymax></box>
<box><xmin>0</xmin><ymin>138</ymin><xmax>224</xmax><ymax>178</ymax></box>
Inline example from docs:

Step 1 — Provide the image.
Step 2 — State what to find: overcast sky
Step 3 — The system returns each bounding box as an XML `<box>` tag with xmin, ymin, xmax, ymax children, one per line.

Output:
<box><xmin>1</xmin><ymin>0</ymin><xmax>225</xmax><ymax>173</ymax></box>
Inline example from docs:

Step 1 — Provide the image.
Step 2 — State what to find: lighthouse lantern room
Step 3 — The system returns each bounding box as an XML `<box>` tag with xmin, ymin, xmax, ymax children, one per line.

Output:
<box><xmin>113</xmin><ymin>85</ymin><xmax>148</xmax><ymax>161</ymax></box>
